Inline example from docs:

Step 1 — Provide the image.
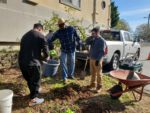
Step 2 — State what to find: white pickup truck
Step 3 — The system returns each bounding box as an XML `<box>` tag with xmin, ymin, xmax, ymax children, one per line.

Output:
<box><xmin>76</xmin><ymin>30</ymin><xmax>141</xmax><ymax>70</ymax></box>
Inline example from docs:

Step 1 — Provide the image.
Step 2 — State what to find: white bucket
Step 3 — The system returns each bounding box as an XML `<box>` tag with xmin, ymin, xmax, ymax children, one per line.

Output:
<box><xmin>0</xmin><ymin>89</ymin><xmax>13</xmax><ymax>113</ymax></box>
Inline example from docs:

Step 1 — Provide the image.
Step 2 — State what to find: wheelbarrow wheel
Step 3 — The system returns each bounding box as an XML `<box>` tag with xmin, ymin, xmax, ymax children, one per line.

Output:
<box><xmin>110</xmin><ymin>84</ymin><xmax>123</xmax><ymax>99</ymax></box>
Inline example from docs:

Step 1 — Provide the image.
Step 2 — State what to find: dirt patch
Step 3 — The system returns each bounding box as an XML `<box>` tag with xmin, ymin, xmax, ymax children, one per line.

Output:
<box><xmin>1</xmin><ymin>68</ymin><xmax>150</xmax><ymax>113</ymax></box>
<box><xmin>51</xmin><ymin>83</ymin><xmax>94</xmax><ymax>101</ymax></box>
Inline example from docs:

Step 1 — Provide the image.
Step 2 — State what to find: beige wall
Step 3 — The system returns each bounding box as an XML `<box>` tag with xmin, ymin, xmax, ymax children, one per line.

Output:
<box><xmin>96</xmin><ymin>0</ymin><xmax>111</xmax><ymax>29</ymax></box>
<box><xmin>0</xmin><ymin>0</ymin><xmax>110</xmax><ymax>43</ymax></box>
<box><xmin>30</xmin><ymin>0</ymin><xmax>93</xmax><ymax>24</ymax></box>
<box><xmin>30</xmin><ymin>0</ymin><xmax>111</xmax><ymax>28</ymax></box>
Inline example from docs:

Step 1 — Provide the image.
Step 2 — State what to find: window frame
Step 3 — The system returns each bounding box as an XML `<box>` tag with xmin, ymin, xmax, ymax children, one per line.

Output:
<box><xmin>101</xmin><ymin>0</ymin><xmax>106</xmax><ymax>10</ymax></box>
<box><xmin>23</xmin><ymin>0</ymin><xmax>38</xmax><ymax>5</ymax></box>
<box><xmin>0</xmin><ymin>0</ymin><xmax>7</xmax><ymax>4</ymax></box>
<box><xmin>59</xmin><ymin>0</ymin><xmax>81</xmax><ymax>10</ymax></box>
<box><xmin>129</xmin><ymin>34</ymin><xmax>134</xmax><ymax>41</ymax></box>
<box><xmin>124</xmin><ymin>32</ymin><xmax>132</xmax><ymax>42</ymax></box>
<box><xmin>101</xmin><ymin>31</ymin><xmax>121</xmax><ymax>41</ymax></box>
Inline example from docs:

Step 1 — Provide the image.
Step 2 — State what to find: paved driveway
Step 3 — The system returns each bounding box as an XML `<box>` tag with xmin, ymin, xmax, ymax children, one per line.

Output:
<box><xmin>139</xmin><ymin>45</ymin><xmax>150</xmax><ymax>94</ymax></box>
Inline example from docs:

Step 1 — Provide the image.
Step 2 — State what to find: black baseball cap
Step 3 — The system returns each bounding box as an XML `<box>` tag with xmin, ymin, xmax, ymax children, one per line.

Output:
<box><xmin>33</xmin><ymin>23</ymin><xmax>43</xmax><ymax>29</ymax></box>
<box><xmin>91</xmin><ymin>27</ymin><xmax>100</xmax><ymax>32</ymax></box>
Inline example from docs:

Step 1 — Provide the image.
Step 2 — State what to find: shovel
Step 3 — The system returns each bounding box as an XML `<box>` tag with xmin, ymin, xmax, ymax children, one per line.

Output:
<box><xmin>80</xmin><ymin>59</ymin><xmax>88</xmax><ymax>80</ymax></box>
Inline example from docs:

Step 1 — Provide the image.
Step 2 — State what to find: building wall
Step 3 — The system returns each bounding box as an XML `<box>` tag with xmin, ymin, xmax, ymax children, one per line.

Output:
<box><xmin>34</xmin><ymin>0</ymin><xmax>111</xmax><ymax>28</ymax></box>
<box><xmin>0</xmin><ymin>0</ymin><xmax>110</xmax><ymax>43</ymax></box>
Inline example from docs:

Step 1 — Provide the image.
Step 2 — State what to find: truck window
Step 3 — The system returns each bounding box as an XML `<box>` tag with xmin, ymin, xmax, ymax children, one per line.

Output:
<box><xmin>129</xmin><ymin>34</ymin><xmax>134</xmax><ymax>41</ymax></box>
<box><xmin>124</xmin><ymin>32</ymin><xmax>132</xmax><ymax>41</ymax></box>
<box><xmin>101</xmin><ymin>31</ymin><xmax>121</xmax><ymax>41</ymax></box>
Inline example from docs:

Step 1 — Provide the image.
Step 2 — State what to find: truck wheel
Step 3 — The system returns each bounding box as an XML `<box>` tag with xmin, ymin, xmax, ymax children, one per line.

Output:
<box><xmin>110</xmin><ymin>53</ymin><xmax>120</xmax><ymax>70</ymax></box>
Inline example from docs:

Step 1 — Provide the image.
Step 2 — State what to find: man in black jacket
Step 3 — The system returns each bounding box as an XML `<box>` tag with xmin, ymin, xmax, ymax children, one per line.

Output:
<box><xmin>18</xmin><ymin>23</ymin><xmax>49</xmax><ymax>106</ymax></box>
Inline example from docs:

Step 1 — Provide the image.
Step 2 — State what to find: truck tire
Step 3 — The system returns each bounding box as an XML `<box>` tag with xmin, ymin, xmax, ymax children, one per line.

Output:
<box><xmin>110</xmin><ymin>53</ymin><xmax>120</xmax><ymax>70</ymax></box>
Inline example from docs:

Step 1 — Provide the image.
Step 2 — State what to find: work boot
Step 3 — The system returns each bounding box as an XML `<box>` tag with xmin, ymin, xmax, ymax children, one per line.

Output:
<box><xmin>96</xmin><ymin>84</ymin><xmax>102</xmax><ymax>93</ymax></box>
<box><xmin>63</xmin><ymin>79</ymin><xmax>67</xmax><ymax>84</ymax></box>
<box><xmin>68</xmin><ymin>76</ymin><xmax>75</xmax><ymax>80</ymax></box>
<box><xmin>88</xmin><ymin>83</ymin><xmax>96</xmax><ymax>89</ymax></box>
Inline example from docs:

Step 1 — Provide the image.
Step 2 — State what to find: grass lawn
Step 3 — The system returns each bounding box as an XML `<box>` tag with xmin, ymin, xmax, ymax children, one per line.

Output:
<box><xmin>0</xmin><ymin>68</ymin><xmax>150</xmax><ymax>113</ymax></box>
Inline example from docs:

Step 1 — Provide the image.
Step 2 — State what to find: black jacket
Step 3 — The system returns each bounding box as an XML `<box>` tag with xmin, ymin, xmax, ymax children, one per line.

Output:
<box><xmin>19</xmin><ymin>30</ymin><xmax>49</xmax><ymax>67</ymax></box>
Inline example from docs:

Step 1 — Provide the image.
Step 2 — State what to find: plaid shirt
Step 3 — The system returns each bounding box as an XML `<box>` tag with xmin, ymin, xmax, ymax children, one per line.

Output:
<box><xmin>49</xmin><ymin>26</ymin><xmax>81</xmax><ymax>53</ymax></box>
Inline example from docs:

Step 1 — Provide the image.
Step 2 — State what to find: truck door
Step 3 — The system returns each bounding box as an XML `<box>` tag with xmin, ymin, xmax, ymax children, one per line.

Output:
<box><xmin>123</xmin><ymin>32</ymin><xmax>132</xmax><ymax>58</ymax></box>
<box><xmin>129</xmin><ymin>34</ymin><xmax>138</xmax><ymax>53</ymax></box>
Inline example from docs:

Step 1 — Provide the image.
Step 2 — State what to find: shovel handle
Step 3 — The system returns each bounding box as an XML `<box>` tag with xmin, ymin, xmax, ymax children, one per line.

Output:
<box><xmin>83</xmin><ymin>59</ymin><xmax>88</xmax><ymax>71</ymax></box>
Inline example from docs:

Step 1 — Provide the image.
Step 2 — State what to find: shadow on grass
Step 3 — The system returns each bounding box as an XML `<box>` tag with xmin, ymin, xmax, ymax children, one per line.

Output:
<box><xmin>0</xmin><ymin>82</ymin><xmax>25</xmax><ymax>94</ymax></box>
<box><xmin>0</xmin><ymin>78</ymin><xmax>136</xmax><ymax>112</ymax></box>
<box><xmin>40</xmin><ymin>82</ymin><xmax>136</xmax><ymax>113</ymax></box>
<box><xmin>76</xmin><ymin>94</ymin><xmax>135</xmax><ymax>113</ymax></box>
<box><xmin>40</xmin><ymin>83</ymin><xmax>83</xmax><ymax>101</ymax></box>
<box><xmin>13</xmin><ymin>95</ymin><xmax>29</xmax><ymax>110</ymax></box>
<box><xmin>41</xmin><ymin>76</ymin><xmax>64</xmax><ymax>85</ymax></box>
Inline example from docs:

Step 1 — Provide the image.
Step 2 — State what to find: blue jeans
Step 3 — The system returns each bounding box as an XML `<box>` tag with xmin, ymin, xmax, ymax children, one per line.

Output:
<box><xmin>60</xmin><ymin>52</ymin><xmax>75</xmax><ymax>80</ymax></box>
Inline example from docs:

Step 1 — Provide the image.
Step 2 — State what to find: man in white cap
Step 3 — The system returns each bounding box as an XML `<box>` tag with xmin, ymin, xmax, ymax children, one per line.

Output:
<box><xmin>49</xmin><ymin>18</ymin><xmax>81</xmax><ymax>83</ymax></box>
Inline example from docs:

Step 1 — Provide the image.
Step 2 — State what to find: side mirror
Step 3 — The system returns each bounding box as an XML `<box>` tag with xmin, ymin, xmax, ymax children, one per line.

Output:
<box><xmin>133</xmin><ymin>37</ymin><xmax>141</xmax><ymax>43</ymax></box>
<box><xmin>133</xmin><ymin>38</ymin><xmax>137</xmax><ymax>43</ymax></box>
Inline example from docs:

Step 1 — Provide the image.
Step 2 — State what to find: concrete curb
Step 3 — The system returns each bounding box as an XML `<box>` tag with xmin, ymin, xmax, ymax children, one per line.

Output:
<box><xmin>144</xmin><ymin>89</ymin><xmax>150</xmax><ymax>95</ymax></box>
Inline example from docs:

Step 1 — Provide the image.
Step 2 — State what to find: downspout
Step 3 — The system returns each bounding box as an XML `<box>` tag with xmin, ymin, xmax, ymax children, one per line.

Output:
<box><xmin>93</xmin><ymin>0</ymin><xmax>97</xmax><ymax>27</ymax></box>
<box><xmin>147</xmin><ymin>13</ymin><xmax>150</xmax><ymax>33</ymax></box>
<box><xmin>108</xmin><ymin>4</ymin><xmax>111</xmax><ymax>29</ymax></box>
<box><xmin>109</xmin><ymin>0</ymin><xmax>112</xmax><ymax>29</ymax></box>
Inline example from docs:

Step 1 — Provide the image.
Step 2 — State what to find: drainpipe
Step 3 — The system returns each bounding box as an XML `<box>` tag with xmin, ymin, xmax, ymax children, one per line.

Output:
<box><xmin>93</xmin><ymin>0</ymin><xmax>97</xmax><ymax>27</ymax></box>
<box><xmin>108</xmin><ymin>4</ymin><xmax>111</xmax><ymax>29</ymax></box>
<box><xmin>148</xmin><ymin>13</ymin><xmax>150</xmax><ymax>32</ymax></box>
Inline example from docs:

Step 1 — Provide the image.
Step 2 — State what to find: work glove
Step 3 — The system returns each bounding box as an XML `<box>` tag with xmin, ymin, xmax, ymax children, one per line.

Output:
<box><xmin>95</xmin><ymin>60</ymin><xmax>99</xmax><ymax>66</ymax></box>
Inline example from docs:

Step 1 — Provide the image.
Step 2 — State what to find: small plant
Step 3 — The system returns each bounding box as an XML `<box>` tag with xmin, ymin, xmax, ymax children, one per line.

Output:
<box><xmin>61</xmin><ymin>108</ymin><xmax>75</xmax><ymax>113</ymax></box>
<box><xmin>49</xmin><ymin>49</ymin><xmax>59</xmax><ymax>60</ymax></box>
<box><xmin>0</xmin><ymin>48</ymin><xmax>7</xmax><ymax>53</ymax></box>
<box><xmin>42</xmin><ymin>9</ymin><xmax>91</xmax><ymax>41</ymax></box>
<box><xmin>42</xmin><ymin>12</ymin><xmax>59</xmax><ymax>32</ymax></box>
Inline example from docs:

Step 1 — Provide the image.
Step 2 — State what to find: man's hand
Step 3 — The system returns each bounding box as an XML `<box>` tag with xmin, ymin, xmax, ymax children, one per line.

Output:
<box><xmin>95</xmin><ymin>60</ymin><xmax>99</xmax><ymax>66</ymax></box>
<box><xmin>46</xmin><ymin>57</ymin><xmax>50</xmax><ymax>61</ymax></box>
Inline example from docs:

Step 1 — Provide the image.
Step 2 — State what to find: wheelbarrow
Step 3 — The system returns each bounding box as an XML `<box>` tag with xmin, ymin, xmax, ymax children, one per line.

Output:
<box><xmin>120</xmin><ymin>53</ymin><xmax>143</xmax><ymax>73</ymax></box>
<box><xmin>108</xmin><ymin>70</ymin><xmax>150</xmax><ymax>101</ymax></box>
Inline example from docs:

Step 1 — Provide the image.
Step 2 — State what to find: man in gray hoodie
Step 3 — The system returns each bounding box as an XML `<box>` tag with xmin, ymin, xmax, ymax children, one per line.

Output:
<box><xmin>86</xmin><ymin>27</ymin><xmax>106</xmax><ymax>92</ymax></box>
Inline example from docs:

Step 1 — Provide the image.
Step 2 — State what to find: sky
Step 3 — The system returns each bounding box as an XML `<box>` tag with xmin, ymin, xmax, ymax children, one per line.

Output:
<box><xmin>112</xmin><ymin>0</ymin><xmax>150</xmax><ymax>31</ymax></box>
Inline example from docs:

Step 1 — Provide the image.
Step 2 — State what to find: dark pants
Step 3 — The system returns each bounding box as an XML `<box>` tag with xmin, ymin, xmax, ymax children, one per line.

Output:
<box><xmin>20</xmin><ymin>65</ymin><xmax>41</xmax><ymax>99</ymax></box>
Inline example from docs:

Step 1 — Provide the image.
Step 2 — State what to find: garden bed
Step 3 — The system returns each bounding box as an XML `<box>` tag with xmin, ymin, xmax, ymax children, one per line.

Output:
<box><xmin>0</xmin><ymin>68</ymin><xmax>150</xmax><ymax>113</ymax></box>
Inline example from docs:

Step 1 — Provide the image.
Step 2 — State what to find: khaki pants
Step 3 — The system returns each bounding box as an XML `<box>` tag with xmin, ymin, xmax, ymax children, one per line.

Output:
<box><xmin>90</xmin><ymin>59</ymin><xmax>103</xmax><ymax>86</ymax></box>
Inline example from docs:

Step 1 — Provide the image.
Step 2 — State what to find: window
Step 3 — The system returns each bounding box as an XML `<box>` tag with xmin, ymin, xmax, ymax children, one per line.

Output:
<box><xmin>129</xmin><ymin>34</ymin><xmax>134</xmax><ymax>41</ymax></box>
<box><xmin>23</xmin><ymin>0</ymin><xmax>38</xmax><ymax>5</ymax></box>
<box><xmin>101</xmin><ymin>31</ymin><xmax>121</xmax><ymax>41</ymax></box>
<box><xmin>124</xmin><ymin>32</ymin><xmax>131</xmax><ymax>41</ymax></box>
<box><xmin>60</xmin><ymin>0</ymin><xmax>81</xmax><ymax>9</ymax></box>
<box><xmin>101</xmin><ymin>1</ymin><xmax>106</xmax><ymax>10</ymax></box>
<box><xmin>0</xmin><ymin>0</ymin><xmax>7</xmax><ymax>4</ymax></box>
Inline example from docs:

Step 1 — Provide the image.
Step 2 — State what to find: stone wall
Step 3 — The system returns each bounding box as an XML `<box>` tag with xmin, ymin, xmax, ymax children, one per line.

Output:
<box><xmin>0</xmin><ymin>51</ymin><xmax>18</xmax><ymax>73</ymax></box>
